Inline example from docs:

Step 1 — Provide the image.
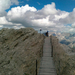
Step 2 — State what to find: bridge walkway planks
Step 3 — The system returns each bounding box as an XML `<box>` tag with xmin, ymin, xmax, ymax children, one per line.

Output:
<box><xmin>38</xmin><ymin>37</ymin><xmax>57</xmax><ymax>75</ymax></box>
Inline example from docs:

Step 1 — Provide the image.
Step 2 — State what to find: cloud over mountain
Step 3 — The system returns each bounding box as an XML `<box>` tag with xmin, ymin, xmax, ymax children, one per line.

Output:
<box><xmin>0</xmin><ymin>2</ymin><xmax>75</xmax><ymax>32</ymax></box>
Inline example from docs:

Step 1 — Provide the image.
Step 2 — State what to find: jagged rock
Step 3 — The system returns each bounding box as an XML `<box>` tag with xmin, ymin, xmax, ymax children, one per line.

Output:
<box><xmin>0</xmin><ymin>28</ymin><xmax>45</xmax><ymax>75</ymax></box>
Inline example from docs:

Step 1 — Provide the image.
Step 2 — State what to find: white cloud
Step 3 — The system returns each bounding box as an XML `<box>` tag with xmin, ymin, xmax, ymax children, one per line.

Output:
<box><xmin>6</xmin><ymin>3</ymin><xmax>58</xmax><ymax>25</ymax></box>
<box><xmin>0</xmin><ymin>2</ymin><xmax>75</xmax><ymax>33</ymax></box>
<box><xmin>59</xmin><ymin>8</ymin><xmax>75</xmax><ymax>24</ymax></box>
<box><xmin>39</xmin><ymin>2</ymin><xmax>58</xmax><ymax>15</ymax></box>
<box><xmin>7</xmin><ymin>4</ymin><xmax>37</xmax><ymax>20</ymax></box>
<box><xmin>0</xmin><ymin>16</ymin><xmax>12</xmax><ymax>24</ymax></box>
<box><xmin>6</xmin><ymin>4</ymin><xmax>37</xmax><ymax>26</ymax></box>
<box><xmin>72</xmin><ymin>23</ymin><xmax>75</xmax><ymax>27</ymax></box>
<box><xmin>66</xmin><ymin>27</ymin><xmax>75</xmax><ymax>33</ymax></box>
<box><xmin>5</xmin><ymin>3</ymin><xmax>71</xmax><ymax>32</ymax></box>
<box><xmin>0</xmin><ymin>16</ymin><xmax>24</xmax><ymax>29</ymax></box>
<box><xmin>70</xmin><ymin>28</ymin><xmax>74</xmax><ymax>31</ymax></box>
<box><xmin>31</xmin><ymin>16</ymin><xmax>56</xmax><ymax>26</ymax></box>
<box><xmin>13</xmin><ymin>25</ymin><xmax>25</xmax><ymax>29</ymax></box>
<box><xmin>0</xmin><ymin>0</ymin><xmax>19</xmax><ymax>17</ymax></box>
<box><xmin>0</xmin><ymin>25</ymin><xmax>3</xmax><ymax>27</ymax></box>
<box><xmin>54</xmin><ymin>11</ymin><xmax>69</xmax><ymax>21</ymax></box>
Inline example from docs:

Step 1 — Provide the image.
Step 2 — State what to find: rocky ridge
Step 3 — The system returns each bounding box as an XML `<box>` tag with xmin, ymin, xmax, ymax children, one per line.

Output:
<box><xmin>50</xmin><ymin>35</ymin><xmax>75</xmax><ymax>75</ymax></box>
<box><xmin>0</xmin><ymin>28</ymin><xmax>45</xmax><ymax>75</ymax></box>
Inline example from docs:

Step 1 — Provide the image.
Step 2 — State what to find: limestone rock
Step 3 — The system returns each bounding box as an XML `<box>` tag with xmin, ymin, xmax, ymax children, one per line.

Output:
<box><xmin>50</xmin><ymin>35</ymin><xmax>75</xmax><ymax>75</ymax></box>
<box><xmin>0</xmin><ymin>28</ymin><xmax>45</xmax><ymax>75</ymax></box>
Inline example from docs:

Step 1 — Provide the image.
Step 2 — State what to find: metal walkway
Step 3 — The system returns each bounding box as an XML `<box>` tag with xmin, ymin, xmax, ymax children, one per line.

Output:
<box><xmin>38</xmin><ymin>37</ymin><xmax>57</xmax><ymax>75</ymax></box>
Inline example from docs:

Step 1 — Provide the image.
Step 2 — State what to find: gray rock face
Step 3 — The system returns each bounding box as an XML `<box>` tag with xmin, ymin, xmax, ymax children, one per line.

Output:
<box><xmin>50</xmin><ymin>35</ymin><xmax>75</xmax><ymax>75</ymax></box>
<box><xmin>0</xmin><ymin>28</ymin><xmax>45</xmax><ymax>75</ymax></box>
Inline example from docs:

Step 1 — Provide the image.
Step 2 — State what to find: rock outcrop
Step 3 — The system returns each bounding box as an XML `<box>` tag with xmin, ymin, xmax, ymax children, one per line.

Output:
<box><xmin>50</xmin><ymin>35</ymin><xmax>75</xmax><ymax>75</ymax></box>
<box><xmin>0</xmin><ymin>28</ymin><xmax>45</xmax><ymax>75</ymax></box>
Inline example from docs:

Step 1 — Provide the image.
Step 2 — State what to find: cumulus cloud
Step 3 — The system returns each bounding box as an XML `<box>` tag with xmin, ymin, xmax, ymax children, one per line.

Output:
<box><xmin>5</xmin><ymin>2</ymin><xmax>72</xmax><ymax>32</ymax></box>
<box><xmin>7</xmin><ymin>4</ymin><xmax>37</xmax><ymax>19</ymax></box>
<box><xmin>72</xmin><ymin>23</ymin><xmax>75</xmax><ymax>28</ymax></box>
<box><xmin>6</xmin><ymin>4</ymin><xmax>37</xmax><ymax>28</ymax></box>
<box><xmin>31</xmin><ymin>16</ymin><xmax>56</xmax><ymax>27</ymax></box>
<box><xmin>0</xmin><ymin>16</ymin><xmax>12</xmax><ymax>24</ymax></box>
<box><xmin>0</xmin><ymin>0</ymin><xmax>19</xmax><ymax>17</ymax></box>
<box><xmin>39</xmin><ymin>2</ymin><xmax>58</xmax><ymax>15</ymax></box>
<box><xmin>0</xmin><ymin>2</ymin><xmax>75</xmax><ymax>32</ymax></box>
<box><xmin>59</xmin><ymin>8</ymin><xmax>75</xmax><ymax>25</ymax></box>
<box><xmin>54</xmin><ymin>10</ymin><xmax>69</xmax><ymax>21</ymax></box>
<box><xmin>0</xmin><ymin>16</ymin><xmax>24</xmax><ymax>29</ymax></box>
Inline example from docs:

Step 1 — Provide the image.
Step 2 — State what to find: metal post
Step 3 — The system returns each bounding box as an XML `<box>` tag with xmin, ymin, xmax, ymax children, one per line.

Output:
<box><xmin>59</xmin><ymin>60</ymin><xmax>60</xmax><ymax>75</ymax></box>
<box><xmin>51</xmin><ymin>45</ymin><xmax>53</xmax><ymax>57</ymax></box>
<box><xmin>42</xmin><ymin>45</ymin><xmax>43</xmax><ymax>57</ymax></box>
<box><xmin>36</xmin><ymin>60</ymin><xmax>37</xmax><ymax>75</ymax></box>
<box><xmin>50</xmin><ymin>36</ymin><xmax>53</xmax><ymax>57</ymax></box>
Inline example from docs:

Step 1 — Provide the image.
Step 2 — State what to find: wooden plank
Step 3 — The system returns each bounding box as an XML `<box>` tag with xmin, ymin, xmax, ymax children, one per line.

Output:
<box><xmin>38</xmin><ymin>37</ymin><xmax>57</xmax><ymax>75</ymax></box>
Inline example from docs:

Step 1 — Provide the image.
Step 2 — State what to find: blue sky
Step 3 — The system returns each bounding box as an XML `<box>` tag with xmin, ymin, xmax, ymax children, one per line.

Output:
<box><xmin>0</xmin><ymin>0</ymin><xmax>75</xmax><ymax>33</ymax></box>
<box><xmin>6</xmin><ymin>0</ymin><xmax>75</xmax><ymax>12</ymax></box>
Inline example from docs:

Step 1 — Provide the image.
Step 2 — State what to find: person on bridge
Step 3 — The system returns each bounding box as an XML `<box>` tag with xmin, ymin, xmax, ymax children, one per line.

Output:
<box><xmin>46</xmin><ymin>31</ymin><xmax>49</xmax><ymax>37</ymax></box>
<box><xmin>40</xmin><ymin>28</ymin><xmax>42</xmax><ymax>34</ymax></box>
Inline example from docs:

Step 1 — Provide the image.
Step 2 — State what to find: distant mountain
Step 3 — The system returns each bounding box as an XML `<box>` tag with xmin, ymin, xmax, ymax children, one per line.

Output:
<box><xmin>52</xmin><ymin>33</ymin><xmax>56</xmax><ymax>36</ymax></box>
<box><xmin>60</xmin><ymin>40</ymin><xmax>70</xmax><ymax>45</ymax></box>
<box><xmin>50</xmin><ymin>32</ymin><xmax>75</xmax><ymax>48</ymax></box>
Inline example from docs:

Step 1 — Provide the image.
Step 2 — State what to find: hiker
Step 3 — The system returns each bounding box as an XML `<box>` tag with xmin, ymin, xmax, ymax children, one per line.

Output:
<box><xmin>46</xmin><ymin>31</ymin><xmax>48</xmax><ymax>37</ymax></box>
<box><xmin>40</xmin><ymin>28</ymin><xmax>42</xmax><ymax>34</ymax></box>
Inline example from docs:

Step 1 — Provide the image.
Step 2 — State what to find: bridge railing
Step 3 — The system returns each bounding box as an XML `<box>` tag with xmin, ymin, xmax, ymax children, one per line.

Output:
<box><xmin>50</xmin><ymin>35</ymin><xmax>53</xmax><ymax>57</ymax></box>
